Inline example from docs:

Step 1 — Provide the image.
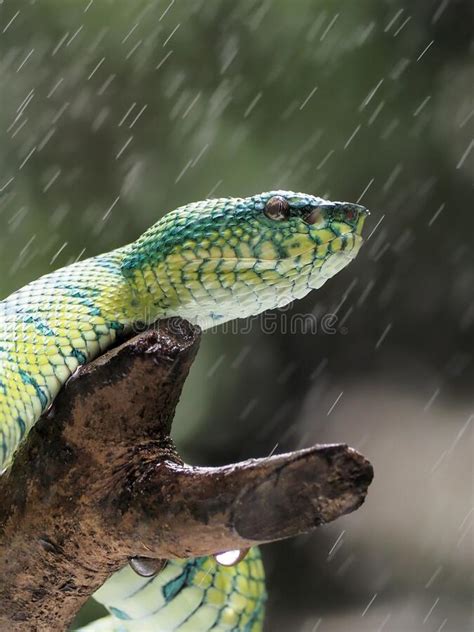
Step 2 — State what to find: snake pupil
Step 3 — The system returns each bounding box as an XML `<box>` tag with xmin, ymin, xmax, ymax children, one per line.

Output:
<box><xmin>264</xmin><ymin>196</ymin><xmax>290</xmax><ymax>221</ymax></box>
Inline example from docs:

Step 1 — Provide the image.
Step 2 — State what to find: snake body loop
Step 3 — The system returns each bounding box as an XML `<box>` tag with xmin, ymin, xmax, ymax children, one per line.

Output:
<box><xmin>0</xmin><ymin>191</ymin><xmax>367</xmax><ymax>631</ymax></box>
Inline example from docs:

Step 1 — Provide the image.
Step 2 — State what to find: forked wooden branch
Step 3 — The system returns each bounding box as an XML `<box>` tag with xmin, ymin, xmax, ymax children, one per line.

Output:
<box><xmin>0</xmin><ymin>319</ymin><xmax>373</xmax><ymax>631</ymax></box>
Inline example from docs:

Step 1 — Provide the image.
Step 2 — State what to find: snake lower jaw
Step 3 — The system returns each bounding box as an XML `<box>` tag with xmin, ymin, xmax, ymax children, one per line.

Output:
<box><xmin>308</xmin><ymin>235</ymin><xmax>363</xmax><ymax>289</ymax></box>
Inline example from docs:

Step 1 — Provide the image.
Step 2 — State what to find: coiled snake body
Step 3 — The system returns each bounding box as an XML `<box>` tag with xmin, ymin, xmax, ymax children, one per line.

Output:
<box><xmin>0</xmin><ymin>191</ymin><xmax>368</xmax><ymax>631</ymax></box>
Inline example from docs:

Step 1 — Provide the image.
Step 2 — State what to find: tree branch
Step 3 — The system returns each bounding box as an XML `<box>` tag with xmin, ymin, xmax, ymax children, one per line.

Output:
<box><xmin>0</xmin><ymin>319</ymin><xmax>373</xmax><ymax>631</ymax></box>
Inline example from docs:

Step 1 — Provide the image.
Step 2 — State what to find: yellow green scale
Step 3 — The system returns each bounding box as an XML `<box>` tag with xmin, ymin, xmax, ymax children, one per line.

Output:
<box><xmin>0</xmin><ymin>191</ymin><xmax>368</xmax><ymax>631</ymax></box>
<box><xmin>78</xmin><ymin>549</ymin><xmax>266</xmax><ymax>632</ymax></box>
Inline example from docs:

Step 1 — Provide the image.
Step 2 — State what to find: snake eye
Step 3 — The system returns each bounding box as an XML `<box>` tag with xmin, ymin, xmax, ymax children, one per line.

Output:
<box><xmin>264</xmin><ymin>196</ymin><xmax>290</xmax><ymax>221</ymax></box>
<box><xmin>303</xmin><ymin>207</ymin><xmax>325</xmax><ymax>226</ymax></box>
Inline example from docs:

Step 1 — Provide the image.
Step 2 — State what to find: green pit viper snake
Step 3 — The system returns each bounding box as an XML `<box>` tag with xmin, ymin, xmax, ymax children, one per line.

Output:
<box><xmin>0</xmin><ymin>191</ymin><xmax>368</xmax><ymax>631</ymax></box>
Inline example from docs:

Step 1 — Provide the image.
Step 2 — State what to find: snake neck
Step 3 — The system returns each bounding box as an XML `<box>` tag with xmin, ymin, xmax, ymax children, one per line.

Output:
<box><xmin>119</xmin><ymin>221</ymin><xmax>308</xmax><ymax>330</ymax></box>
<box><xmin>118</xmin><ymin>243</ymin><xmax>172</xmax><ymax>326</ymax></box>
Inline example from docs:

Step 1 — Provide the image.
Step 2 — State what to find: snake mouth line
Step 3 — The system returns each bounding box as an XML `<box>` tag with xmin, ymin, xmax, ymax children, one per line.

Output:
<box><xmin>166</xmin><ymin>233</ymin><xmax>363</xmax><ymax>267</ymax></box>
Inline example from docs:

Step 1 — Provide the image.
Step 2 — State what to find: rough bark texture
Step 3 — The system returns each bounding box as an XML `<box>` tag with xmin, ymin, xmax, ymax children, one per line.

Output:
<box><xmin>0</xmin><ymin>319</ymin><xmax>373</xmax><ymax>631</ymax></box>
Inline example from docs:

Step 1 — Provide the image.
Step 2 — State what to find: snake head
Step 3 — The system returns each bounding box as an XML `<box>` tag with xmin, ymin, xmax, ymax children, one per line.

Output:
<box><xmin>124</xmin><ymin>190</ymin><xmax>369</xmax><ymax>327</ymax></box>
<box><xmin>211</xmin><ymin>191</ymin><xmax>369</xmax><ymax>289</ymax></box>
<box><xmin>252</xmin><ymin>191</ymin><xmax>368</xmax><ymax>260</ymax></box>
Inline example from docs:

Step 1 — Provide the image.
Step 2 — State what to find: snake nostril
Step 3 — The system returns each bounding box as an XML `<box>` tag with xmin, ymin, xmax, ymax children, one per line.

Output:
<box><xmin>345</xmin><ymin>208</ymin><xmax>357</xmax><ymax>222</ymax></box>
<box><xmin>340</xmin><ymin>203</ymin><xmax>368</xmax><ymax>222</ymax></box>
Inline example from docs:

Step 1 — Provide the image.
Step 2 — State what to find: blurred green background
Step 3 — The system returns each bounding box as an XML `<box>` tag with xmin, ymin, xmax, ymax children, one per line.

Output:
<box><xmin>1</xmin><ymin>1</ymin><xmax>473</xmax><ymax>630</ymax></box>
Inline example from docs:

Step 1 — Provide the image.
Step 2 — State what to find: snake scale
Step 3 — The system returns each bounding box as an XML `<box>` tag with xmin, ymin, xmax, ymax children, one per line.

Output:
<box><xmin>0</xmin><ymin>191</ymin><xmax>368</xmax><ymax>631</ymax></box>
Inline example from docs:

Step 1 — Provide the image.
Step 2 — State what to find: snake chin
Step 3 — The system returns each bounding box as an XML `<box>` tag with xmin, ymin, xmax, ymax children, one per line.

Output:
<box><xmin>177</xmin><ymin>234</ymin><xmax>363</xmax><ymax>328</ymax></box>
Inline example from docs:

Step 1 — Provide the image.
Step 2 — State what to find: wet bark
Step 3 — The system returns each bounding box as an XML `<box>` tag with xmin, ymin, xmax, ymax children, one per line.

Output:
<box><xmin>0</xmin><ymin>319</ymin><xmax>373</xmax><ymax>631</ymax></box>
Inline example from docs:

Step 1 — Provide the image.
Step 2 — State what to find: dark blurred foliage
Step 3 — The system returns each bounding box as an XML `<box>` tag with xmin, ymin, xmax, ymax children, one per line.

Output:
<box><xmin>1</xmin><ymin>1</ymin><xmax>472</xmax><ymax>630</ymax></box>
